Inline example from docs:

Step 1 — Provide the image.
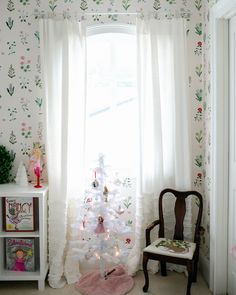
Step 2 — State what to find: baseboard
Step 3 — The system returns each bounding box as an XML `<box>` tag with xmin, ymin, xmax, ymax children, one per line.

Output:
<box><xmin>199</xmin><ymin>254</ymin><xmax>210</xmax><ymax>286</ymax></box>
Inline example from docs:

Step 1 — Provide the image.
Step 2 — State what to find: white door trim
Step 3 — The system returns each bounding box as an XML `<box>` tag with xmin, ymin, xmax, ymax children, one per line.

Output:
<box><xmin>210</xmin><ymin>0</ymin><xmax>236</xmax><ymax>294</ymax></box>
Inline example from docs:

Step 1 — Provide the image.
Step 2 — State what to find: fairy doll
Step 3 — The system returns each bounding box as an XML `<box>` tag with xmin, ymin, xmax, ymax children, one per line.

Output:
<box><xmin>95</xmin><ymin>216</ymin><xmax>106</xmax><ymax>234</ymax></box>
<box><xmin>30</xmin><ymin>143</ymin><xmax>43</xmax><ymax>188</ymax></box>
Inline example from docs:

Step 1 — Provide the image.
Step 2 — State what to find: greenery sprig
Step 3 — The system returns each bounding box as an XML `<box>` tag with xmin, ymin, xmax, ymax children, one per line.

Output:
<box><xmin>0</xmin><ymin>145</ymin><xmax>15</xmax><ymax>184</ymax></box>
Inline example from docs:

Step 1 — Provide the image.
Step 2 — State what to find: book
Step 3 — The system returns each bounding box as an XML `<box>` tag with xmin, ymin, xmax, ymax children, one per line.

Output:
<box><xmin>5</xmin><ymin>238</ymin><xmax>35</xmax><ymax>272</ymax></box>
<box><xmin>3</xmin><ymin>197</ymin><xmax>35</xmax><ymax>231</ymax></box>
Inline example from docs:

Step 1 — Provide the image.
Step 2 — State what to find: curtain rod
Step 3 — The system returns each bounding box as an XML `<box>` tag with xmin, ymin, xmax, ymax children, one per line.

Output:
<box><xmin>80</xmin><ymin>12</ymin><xmax>140</xmax><ymax>15</ymax></box>
<box><xmin>33</xmin><ymin>11</ymin><xmax>140</xmax><ymax>17</ymax></box>
<box><xmin>33</xmin><ymin>10</ymin><xmax>191</xmax><ymax>18</ymax></box>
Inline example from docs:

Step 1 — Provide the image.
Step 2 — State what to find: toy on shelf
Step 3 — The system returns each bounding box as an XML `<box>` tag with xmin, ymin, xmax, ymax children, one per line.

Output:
<box><xmin>30</xmin><ymin>143</ymin><xmax>43</xmax><ymax>188</ymax></box>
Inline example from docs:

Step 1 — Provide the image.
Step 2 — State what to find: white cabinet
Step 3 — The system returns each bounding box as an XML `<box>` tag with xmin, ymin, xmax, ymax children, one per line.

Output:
<box><xmin>0</xmin><ymin>183</ymin><xmax>48</xmax><ymax>290</ymax></box>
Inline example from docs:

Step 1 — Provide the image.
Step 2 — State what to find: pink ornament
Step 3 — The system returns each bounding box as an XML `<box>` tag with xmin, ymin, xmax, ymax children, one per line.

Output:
<box><xmin>95</xmin><ymin>216</ymin><xmax>106</xmax><ymax>234</ymax></box>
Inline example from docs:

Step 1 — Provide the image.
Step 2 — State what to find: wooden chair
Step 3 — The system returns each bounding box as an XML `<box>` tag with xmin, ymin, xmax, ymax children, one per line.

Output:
<box><xmin>142</xmin><ymin>188</ymin><xmax>203</xmax><ymax>295</ymax></box>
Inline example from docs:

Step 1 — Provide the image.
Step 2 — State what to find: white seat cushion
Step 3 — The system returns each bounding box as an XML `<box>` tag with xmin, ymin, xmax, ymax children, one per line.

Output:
<box><xmin>143</xmin><ymin>238</ymin><xmax>196</xmax><ymax>260</ymax></box>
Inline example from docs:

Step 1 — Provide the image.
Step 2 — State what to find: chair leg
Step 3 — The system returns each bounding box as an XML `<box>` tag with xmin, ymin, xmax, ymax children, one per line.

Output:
<box><xmin>193</xmin><ymin>255</ymin><xmax>199</xmax><ymax>282</ymax></box>
<box><xmin>160</xmin><ymin>261</ymin><xmax>167</xmax><ymax>276</ymax></box>
<box><xmin>186</xmin><ymin>262</ymin><xmax>193</xmax><ymax>295</ymax></box>
<box><xmin>142</xmin><ymin>253</ymin><xmax>149</xmax><ymax>292</ymax></box>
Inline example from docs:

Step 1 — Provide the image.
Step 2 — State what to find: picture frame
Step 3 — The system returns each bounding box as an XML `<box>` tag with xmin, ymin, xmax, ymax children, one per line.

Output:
<box><xmin>3</xmin><ymin>197</ymin><xmax>35</xmax><ymax>232</ymax></box>
<box><xmin>5</xmin><ymin>238</ymin><xmax>35</xmax><ymax>272</ymax></box>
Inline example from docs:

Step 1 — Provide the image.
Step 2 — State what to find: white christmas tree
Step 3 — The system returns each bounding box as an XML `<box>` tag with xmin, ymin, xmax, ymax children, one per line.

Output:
<box><xmin>73</xmin><ymin>154</ymin><xmax>132</xmax><ymax>279</ymax></box>
<box><xmin>15</xmin><ymin>161</ymin><xmax>28</xmax><ymax>187</ymax></box>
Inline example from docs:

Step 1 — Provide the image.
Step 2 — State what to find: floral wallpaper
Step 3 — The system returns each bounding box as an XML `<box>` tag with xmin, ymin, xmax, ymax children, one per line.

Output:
<box><xmin>0</xmin><ymin>0</ymin><xmax>210</xmax><ymax>279</ymax></box>
<box><xmin>201</xmin><ymin>0</ymin><xmax>216</xmax><ymax>264</ymax></box>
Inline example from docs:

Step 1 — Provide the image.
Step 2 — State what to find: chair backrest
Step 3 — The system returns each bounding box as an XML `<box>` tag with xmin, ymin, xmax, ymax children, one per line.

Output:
<box><xmin>158</xmin><ymin>188</ymin><xmax>203</xmax><ymax>243</ymax></box>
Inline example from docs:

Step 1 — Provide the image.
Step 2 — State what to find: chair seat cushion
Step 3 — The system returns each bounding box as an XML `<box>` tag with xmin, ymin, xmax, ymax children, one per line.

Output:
<box><xmin>143</xmin><ymin>238</ymin><xmax>196</xmax><ymax>260</ymax></box>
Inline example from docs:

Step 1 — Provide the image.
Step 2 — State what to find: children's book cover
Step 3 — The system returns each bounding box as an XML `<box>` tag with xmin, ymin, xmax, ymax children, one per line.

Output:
<box><xmin>4</xmin><ymin>197</ymin><xmax>35</xmax><ymax>231</ymax></box>
<box><xmin>5</xmin><ymin>238</ymin><xmax>35</xmax><ymax>272</ymax></box>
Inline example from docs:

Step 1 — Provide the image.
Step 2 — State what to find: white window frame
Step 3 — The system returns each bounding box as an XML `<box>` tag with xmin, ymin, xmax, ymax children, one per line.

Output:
<box><xmin>210</xmin><ymin>0</ymin><xmax>236</xmax><ymax>293</ymax></box>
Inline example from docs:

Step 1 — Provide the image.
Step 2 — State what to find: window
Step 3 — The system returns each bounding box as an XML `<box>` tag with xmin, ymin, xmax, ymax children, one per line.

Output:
<box><xmin>85</xmin><ymin>25</ymin><xmax>138</xmax><ymax>176</ymax></box>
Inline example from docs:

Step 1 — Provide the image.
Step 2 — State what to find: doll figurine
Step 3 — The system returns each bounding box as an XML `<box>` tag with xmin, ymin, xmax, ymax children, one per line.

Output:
<box><xmin>95</xmin><ymin>216</ymin><xmax>106</xmax><ymax>234</ymax></box>
<box><xmin>30</xmin><ymin>143</ymin><xmax>43</xmax><ymax>188</ymax></box>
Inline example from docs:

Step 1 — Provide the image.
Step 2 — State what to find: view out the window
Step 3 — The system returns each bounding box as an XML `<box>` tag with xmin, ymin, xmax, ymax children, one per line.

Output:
<box><xmin>85</xmin><ymin>28</ymin><xmax>138</xmax><ymax>176</ymax></box>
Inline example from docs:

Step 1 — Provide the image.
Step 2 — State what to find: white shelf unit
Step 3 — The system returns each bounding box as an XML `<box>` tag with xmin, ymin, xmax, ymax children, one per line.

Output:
<box><xmin>0</xmin><ymin>183</ymin><xmax>48</xmax><ymax>290</ymax></box>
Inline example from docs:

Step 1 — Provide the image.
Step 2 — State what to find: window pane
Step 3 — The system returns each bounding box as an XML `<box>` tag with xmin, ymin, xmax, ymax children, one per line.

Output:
<box><xmin>86</xmin><ymin>31</ymin><xmax>138</xmax><ymax>176</ymax></box>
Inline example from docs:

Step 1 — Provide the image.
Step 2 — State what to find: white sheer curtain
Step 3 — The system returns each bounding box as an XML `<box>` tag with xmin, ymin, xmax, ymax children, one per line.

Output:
<box><xmin>39</xmin><ymin>19</ymin><xmax>86</xmax><ymax>288</ymax></box>
<box><xmin>128</xmin><ymin>18</ymin><xmax>192</xmax><ymax>274</ymax></box>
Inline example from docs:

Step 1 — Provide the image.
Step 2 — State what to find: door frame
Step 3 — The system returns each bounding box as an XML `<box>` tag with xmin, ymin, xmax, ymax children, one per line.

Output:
<box><xmin>210</xmin><ymin>0</ymin><xmax>236</xmax><ymax>293</ymax></box>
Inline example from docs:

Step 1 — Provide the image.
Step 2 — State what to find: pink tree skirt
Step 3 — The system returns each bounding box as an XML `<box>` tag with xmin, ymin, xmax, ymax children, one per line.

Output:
<box><xmin>75</xmin><ymin>265</ymin><xmax>134</xmax><ymax>295</ymax></box>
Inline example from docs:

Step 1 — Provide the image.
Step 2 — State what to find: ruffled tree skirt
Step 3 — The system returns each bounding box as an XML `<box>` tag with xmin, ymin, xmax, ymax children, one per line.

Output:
<box><xmin>75</xmin><ymin>265</ymin><xmax>134</xmax><ymax>295</ymax></box>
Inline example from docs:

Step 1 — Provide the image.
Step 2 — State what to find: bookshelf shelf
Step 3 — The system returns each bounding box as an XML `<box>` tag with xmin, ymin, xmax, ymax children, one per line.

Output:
<box><xmin>0</xmin><ymin>183</ymin><xmax>48</xmax><ymax>290</ymax></box>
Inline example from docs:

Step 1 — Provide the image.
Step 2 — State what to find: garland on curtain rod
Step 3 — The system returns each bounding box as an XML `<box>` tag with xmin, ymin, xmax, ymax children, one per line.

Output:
<box><xmin>32</xmin><ymin>9</ymin><xmax>191</xmax><ymax>21</ymax></box>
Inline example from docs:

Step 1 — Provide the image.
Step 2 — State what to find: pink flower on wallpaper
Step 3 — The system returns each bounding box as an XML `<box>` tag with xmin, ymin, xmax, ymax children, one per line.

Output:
<box><xmin>197</xmin><ymin>41</ymin><xmax>202</xmax><ymax>47</ymax></box>
<box><xmin>197</xmin><ymin>173</ymin><xmax>202</xmax><ymax>179</ymax></box>
<box><xmin>197</xmin><ymin>107</ymin><xmax>202</xmax><ymax>113</ymax></box>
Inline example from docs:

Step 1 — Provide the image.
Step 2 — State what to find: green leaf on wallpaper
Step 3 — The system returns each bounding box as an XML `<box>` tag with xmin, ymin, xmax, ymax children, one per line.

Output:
<box><xmin>35</xmin><ymin>76</ymin><xmax>42</xmax><ymax>88</ymax></box>
<box><xmin>8</xmin><ymin>107</ymin><xmax>17</xmax><ymax>121</ymax></box>
<box><xmin>7</xmin><ymin>41</ymin><xmax>16</xmax><ymax>55</ymax></box>
<box><xmin>153</xmin><ymin>0</ymin><xmax>161</xmax><ymax>11</ymax></box>
<box><xmin>195</xmin><ymin>0</ymin><xmax>202</xmax><ymax>11</ymax></box>
<box><xmin>34</xmin><ymin>31</ymin><xmax>40</xmax><ymax>42</ymax></box>
<box><xmin>8</xmin><ymin>65</ymin><xmax>16</xmax><ymax>78</ymax></box>
<box><xmin>195</xmin><ymin>89</ymin><xmax>203</xmax><ymax>101</ymax></box>
<box><xmin>6</xmin><ymin>17</ymin><xmax>14</xmax><ymax>30</ymax></box>
<box><xmin>80</xmin><ymin>0</ymin><xmax>88</xmax><ymax>11</ymax></box>
<box><xmin>7</xmin><ymin>84</ymin><xmax>15</xmax><ymax>96</ymax></box>
<box><xmin>195</xmin><ymin>23</ymin><xmax>202</xmax><ymax>35</ymax></box>
<box><xmin>20</xmin><ymin>0</ymin><xmax>30</xmax><ymax>5</ymax></box>
<box><xmin>92</xmin><ymin>14</ymin><xmax>101</xmax><ymax>21</ymax></box>
<box><xmin>7</xmin><ymin>0</ymin><xmax>15</xmax><ymax>12</ymax></box>
<box><xmin>166</xmin><ymin>0</ymin><xmax>176</xmax><ymax>4</ymax></box>
<box><xmin>122</xmin><ymin>0</ymin><xmax>131</xmax><ymax>11</ymax></box>
<box><xmin>35</xmin><ymin>97</ymin><xmax>43</xmax><ymax>109</ymax></box>
<box><xmin>195</xmin><ymin>64</ymin><xmax>202</xmax><ymax>78</ymax></box>
<box><xmin>195</xmin><ymin>130</ymin><xmax>203</xmax><ymax>143</ymax></box>
<box><xmin>49</xmin><ymin>0</ymin><xmax>57</xmax><ymax>12</ymax></box>
<box><xmin>9</xmin><ymin>131</ymin><xmax>17</xmax><ymax>144</ymax></box>
<box><xmin>208</xmin><ymin>82</ymin><xmax>211</xmax><ymax>94</ymax></box>
<box><xmin>93</xmin><ymin>0</ymin><xmax>103</xmax><ymax>4</ymax></box>
<box><xmin>20</xmin><ymin>143</ymin><xmax>31</xmax><ymax>156</ymax></box>
<box><xmin>108</xmin><ymin>14</ymin><xmax>118</xmax><ymax>21</ymax></box>
<box><xmin>195</xmin><ymin>155</ymin><xmax>203</xmax><ymax>167</ymax></box>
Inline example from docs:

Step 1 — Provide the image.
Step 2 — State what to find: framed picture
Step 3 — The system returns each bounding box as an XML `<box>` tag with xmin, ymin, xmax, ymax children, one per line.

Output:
<box><xmin>3</xmin><ymin>197</ymin><xmax>35</xmax><ymax>232</ymax></box>
<box><xmin>5</xmin><ymin>238</ymin><xmax>35</xmax><ymax>272</ymax></box>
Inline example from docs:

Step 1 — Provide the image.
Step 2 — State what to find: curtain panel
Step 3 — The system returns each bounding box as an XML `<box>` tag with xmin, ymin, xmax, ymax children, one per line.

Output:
<box><xmin>39</xmin><ymin>19</ymin><xmax>86</xmax><ymax>288</ymax></box>
<box><xmin>128</xmin><ymin>17</ymin><xmax>192</xmax><ymax>275</ymax></box>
